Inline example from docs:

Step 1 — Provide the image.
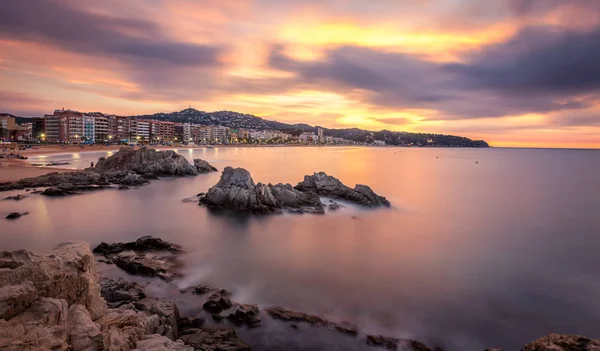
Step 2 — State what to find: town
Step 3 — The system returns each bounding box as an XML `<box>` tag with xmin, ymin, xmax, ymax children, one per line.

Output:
<box><xmin>0</xmin><ymin>109</ymin><xmax>360</xmax><ymax>146</ymax></box>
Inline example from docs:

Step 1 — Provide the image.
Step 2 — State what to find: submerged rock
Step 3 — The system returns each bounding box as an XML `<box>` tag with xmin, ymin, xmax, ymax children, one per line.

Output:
<box><xmin>3</xmin><ymin>194</ymin><xmax>26</xmax><ymax>201</ymax></box>
<box><xmin>266</xmin><ymin>306</ymin><xmax>357</xmax><ymax>336</ymax></box>
<box><xmin>295</xmin><ymin>172</ymin><xmax>390</xmax><ymax>207</ymax></box>
<box><xmin>5</xmin><ymin>212</ymin><xmax>28</xmax><ymax>220</ymax></box>
<box><xmin>366</xmin><ymin>335</ymin><xmax>436</xmax><ymax>351</ymax></box>
<box><xmin>93</xmin><ymin>236</ymin><xmax>182</xmax><ymax>281</ymax></box>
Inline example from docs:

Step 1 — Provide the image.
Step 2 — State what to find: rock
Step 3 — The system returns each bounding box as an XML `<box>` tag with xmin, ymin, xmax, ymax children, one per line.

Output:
<box><xmin>193</xmin><ymin>158</ymin><xmax>218</xmax><ymax>173</ymax></box>
<box><xmin>94</xmin><ymin>236</ymin><xmax>181</xmax><ymax>255</ymax></box>
<box><xmin>133</xmin><ymin>334</ymin><xmax>193</xmax><ymax>351</ymax></box>
<box><xmin>0</xmin><ymin>242</ymin><xmax>106</xmax><ymax>320</ymax></box>
<box><xmin>266</xmin><ymin>306</ymin><xmax>357</xmax><ymax>336</ymax></box>
<box><xmin>484</xmin><ymin>349</ymin><xmax>505</xmax><ymax>351</ymax></box>
<box><xmin>328</xmin><ymin>201</ymin><xmax>344</xmax><ymax>211</ymax></box>
<box><xmin>94</xmin><ymin>147</ymin><xmax>198</xmax><ymax>176</ymax></box>
<box><xmin>5</xmin><ymin>212</ymin><xmax>28</xmax><ymax>220</ymax></box>
<box><xmin>0</xmin><ymin>281</ymin><xmax>39</xmax><ymax>320</ymax></box>
<box><xmin>119</xmin><ymin>184</ymin><xmax>130</xmax><ymax>190</ymax></box>
<box><xmin>41</xmin><ymin>187</ymin><xmax>75</xmax><ymax>196</ymax></box>
<box><xmin>100</xmin><ymin>277</ymin><xmax>146</xmax><ymax>308</ymax></box>
<box><xmin>523</xmin><ymin>334</ymin><xmax>600</xmax><ymax>351</ymax></box>
<box><xmin>226</xmin><ymin>304</ymin><xmax>262</xmax><ymax>328</ymax></box>
<box><xmin>180</xmin><ymin>285</ymin><xmax>213</xmax><ymax>295</ymax></box>
<box><xmin>0</xmin><ymin>243</ymin><xmax>191</xmax><ymax>351</ymax></box>
<box><xmin>199</xmin><ymin>167</ymin><xmax>323</xmax><ymax>214</ymax></box>
<box><xmin>134</xmin><ymin>297</ymin><xmax>181</xmax><ymax>340</ymax></box>
<box><xmin>0</xmin><ymin>148</ymin><xmax>212</xmax><ymax>194</ymax></box>
<box><xmin>93</xmin><ymin>236</ymin><xmax>182</xmax><ymax>281</ymax></box>
<box><xmin>203</xmin><ymin>291</ymin><xmax>233</xmax><ymax>314</ymax></box>
<box><xmin>366</xmin><ymin>335</ymin><xmax>435</xmax><ymax>351</ymax></box>
<box><xmin>4</xmin><ymin>194</ymin><xmax>26</xmax><ymax>201</ymax></box>
<box><xmin>295</xmin><ymin>172</ymin><xmax>391</xmax><ymax>207</ymax></box>
<box><xmin>67</xmin><ymin>304</ymin><xmax>104</xmax><ymax>351</ymax></box>
<box><xmin>95</xmin><ymin>307</ymin><xmax>154</xmax><ymax>350</ymax></box>
<box><xmin>0</xmin><ymin>298</ymin><xmax>70</xmax><ymax>351</ymax></box>
<box><xmin>119</xmin><ymin>172</ymin><xmax>149</xmax><ymax>186</ymax></box>
<box><xmin>179</xmin><ymin>316</ymin><xmax>205</xmax><ymax>330</ymax></box>
<box><xmin>179</xmin><ymin>328</ymin><xmax>250</xmax><ymax>351</ymax></box>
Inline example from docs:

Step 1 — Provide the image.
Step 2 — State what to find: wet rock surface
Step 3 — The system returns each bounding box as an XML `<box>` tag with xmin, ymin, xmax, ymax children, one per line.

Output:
<box><xmin>94</xmin><ymin>236</ymin><xmax>182</xmax><ymax>281</ymax></box>
<box><xmin>267</xmin><ymin>306</ymin><xmax>357</xmax><ymax>336</ymax></box>
<box><xmin>296</xmin><ymin>172</ymin><xmax>391</xmax><ymax>207</ymax></box>
<box><xmin>0</xmin><ymin>147</ymin><xmax>216</xmax><ymax>195</ymax></box>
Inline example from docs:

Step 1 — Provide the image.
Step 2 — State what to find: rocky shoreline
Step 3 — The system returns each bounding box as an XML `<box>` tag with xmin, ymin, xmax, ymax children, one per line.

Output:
<box><xmin>2</xmin><ymin>237</ymin><xmax>597</xmax><ymax>350</ymax></box>
<box><xmin>0</xmin><ymin>147</ymin><xmax>217</xmax><ymax>195</ymax></box>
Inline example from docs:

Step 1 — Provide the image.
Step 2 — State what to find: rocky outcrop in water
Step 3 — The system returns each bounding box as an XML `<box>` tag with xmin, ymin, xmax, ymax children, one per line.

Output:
<box><xmin>199</xmin><ymin>167</ymin><xmax>324</xmax><ymax>214</ymax></box>
<box><xmin>296</xmin><ymin>172</ymin><xmax>391</xmax><ymax>207</ymax></box>
<box><xmin>193</xmin><ymin>158</ymin><xmax>218</xmax><ymax>173</ymax></box>
<box><xmin>94</xmin><ymin>236</ymin><xmax>182</xmax><ymax>281</ymax></box>
<box><xmin>198</xmin><ymin>167</ymin><xmax>390</xmax><ymax>214</ymax></box>
<box><xmin>94</xmin><ymin>147</ymin><xmax>198</xmax><ymax>176</ymax></box>
<box><xmin>0</xmin><ymin>147</ymin><xmax>216</xmax><ymax>194</ymax></box>
<box><xmin>267</xmin><ymin>306</ymin><xmax>357</xmax><ymax>336</ymax></box>
<box><xmin>3</xmin><ymin>194</ymin><xmax>26</xmax><ymax>201</ymax></box>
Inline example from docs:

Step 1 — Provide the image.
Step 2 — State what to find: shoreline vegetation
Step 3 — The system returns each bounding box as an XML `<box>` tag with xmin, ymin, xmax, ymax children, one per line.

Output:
<box><xmin>1</xmin><ymin>236</ymin><xmax>597</xmax><ymax>350</ymax></box>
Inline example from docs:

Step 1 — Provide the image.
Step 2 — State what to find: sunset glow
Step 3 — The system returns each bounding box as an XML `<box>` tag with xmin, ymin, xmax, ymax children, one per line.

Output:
<box><xmin>1</xmin><ymin>0</ymin><xmax>599</xmax><ymax>148</ymax></box>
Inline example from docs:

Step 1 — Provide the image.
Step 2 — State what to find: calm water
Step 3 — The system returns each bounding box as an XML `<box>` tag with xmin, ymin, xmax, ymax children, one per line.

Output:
<box><xmin>2</xmin><ymin>147</ymin><xmax>600</xmax><ymax>350</ymax></box>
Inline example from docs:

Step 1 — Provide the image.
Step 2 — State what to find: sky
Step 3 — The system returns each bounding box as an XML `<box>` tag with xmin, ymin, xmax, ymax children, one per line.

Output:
<box><xmin>1</xmin><ymin>0</ymin><xmax>599</xmax><ymax>148</ymax></box>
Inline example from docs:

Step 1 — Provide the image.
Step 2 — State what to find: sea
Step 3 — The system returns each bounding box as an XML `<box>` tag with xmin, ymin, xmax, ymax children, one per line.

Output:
<box><xmin>1</xmin><ymin>146</ymin><xmax>600</xmax><ymax>350</ymax></box>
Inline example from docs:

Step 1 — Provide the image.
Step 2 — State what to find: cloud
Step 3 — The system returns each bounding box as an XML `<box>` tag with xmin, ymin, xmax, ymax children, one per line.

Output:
<box><xmin>0</xmin><ymin>0</ymin><xmax>224</xmax><ymax>67</ymax></box>
<box><xmin>446</xmin><ymin>26</ymin><xmax>600</xmax><ymax>95</ymax></box>
<box><xmin>268</xmin><ymin>23</ymin><xmax>600</xmax><ymax>120</ymax></box>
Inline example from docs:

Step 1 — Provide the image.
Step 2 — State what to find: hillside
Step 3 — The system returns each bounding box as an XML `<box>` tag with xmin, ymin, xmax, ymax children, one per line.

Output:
<box><xmin>131</xmin><ymin>108</ymin><xmax>489</xmax><ymax>147</ymax></box>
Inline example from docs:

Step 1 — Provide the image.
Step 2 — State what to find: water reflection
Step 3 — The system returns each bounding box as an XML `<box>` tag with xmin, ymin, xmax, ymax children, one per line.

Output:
<box><xmin>2</xmin><ymin>147</ymin><xmax>600</xmax><ymax>350</ymax></box>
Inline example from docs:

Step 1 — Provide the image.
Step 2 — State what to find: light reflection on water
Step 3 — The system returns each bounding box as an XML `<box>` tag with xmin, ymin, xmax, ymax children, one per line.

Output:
<box><xmin>2</xmin><ymin>147</ymin><xmax>600</xmax><ymax>350</ymax></box>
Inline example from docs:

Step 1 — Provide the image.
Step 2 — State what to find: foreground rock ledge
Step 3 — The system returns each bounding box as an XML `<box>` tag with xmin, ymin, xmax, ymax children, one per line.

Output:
<box><xmin>94</xmin><ymin>236</ymin><xmax>183</xmax><ymax>281</ymax></box>
<box><xmin>0</xmin><ymin>242</ymin><xmax>252</xmax><ymax>351</ymax></box>
<box><xmin>198</xmin><ymin>167</ymin><xmax>390</xmax><ymax>214</ymax></box>
<box><xmin>0</xmin><ymin>147</ymin><xmax>217</xmax><ymax>194</ymax></box>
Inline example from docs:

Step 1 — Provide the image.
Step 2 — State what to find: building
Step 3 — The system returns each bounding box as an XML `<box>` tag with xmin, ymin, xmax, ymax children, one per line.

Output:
<box><xmin>211</xmin><ymin>126</ymin><xmax>229</xmax><ymax>144</ymax></box>
<box><xmin>317</xmin><ymin>128</ymin><xmax>324</xmax><ymax>143</ymax></box>
<box><xmin>136</xmin><ymin>120</ymin><xmax>151</xmax><ymax>141</ymax></box>
<box><xmin>174</xmin><ymin>123</ymin><xmax>184</xmax><ymax>143</ymax></box>
<box><xmin>67</xmin><ymin>114</ymin><xmax>84</xmax><ymax>143</ymax></box>
<box><xmin>0</xmin><ymin>115</ymin><xmax>16</xmax><ymax>141</ymax></box>
<box><xmin>107</xmin><ymin>115</ymin><xmax>131</xmax><ymax>142</ymax></box>
<box><xmin>150</xmin><ymin>120</ymin><xmax>174</xmax><ymax>143</ymax></box>
<box><xmin>373</xmin><ymin>140</ymin><xmax>386</xmax><ymax>146</ymax></box>
<box><xmin>299</xmin><ymin>132</ymin><xmax>317</xmax><ymax>144</ymax></box>
<box><xmin>31</xmin><ymin>117</ymin><xmax>45</xmax><ymax>140</ymax></box>
<box><xmin>83</xmin><ymin>116</ymin><xmax>95</xmax><ymax>144</ymax></box>
<box><xmin>94</xmin><ymin>116</ymin><xmax>108</xmax><ymax>142</ymax></box>
<box><xmin>44</xmin><ymin>113</ymin><xmax>68</xmax><ymax>143</ymax></box>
